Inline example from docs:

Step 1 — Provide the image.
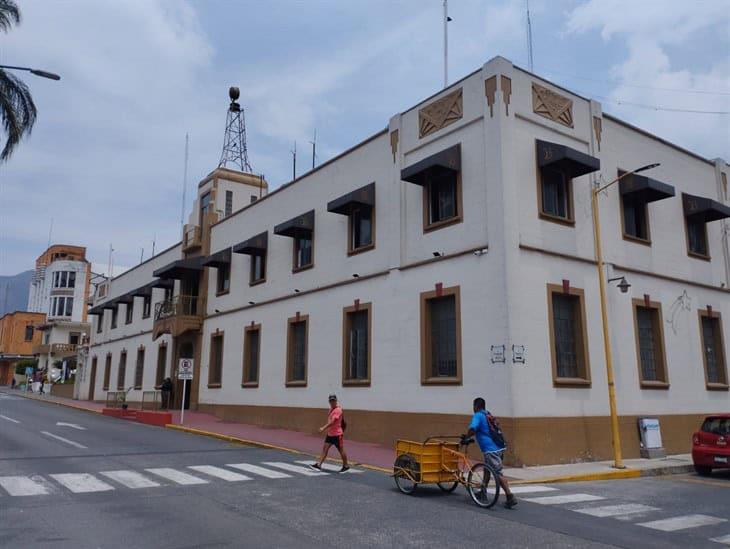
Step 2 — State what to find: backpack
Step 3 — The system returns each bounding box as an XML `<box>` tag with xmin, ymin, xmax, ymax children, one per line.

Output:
<box><xmin>484</xmin><ymin>411</ymin><xmax>506</xmax><ymax>449</ymax></box>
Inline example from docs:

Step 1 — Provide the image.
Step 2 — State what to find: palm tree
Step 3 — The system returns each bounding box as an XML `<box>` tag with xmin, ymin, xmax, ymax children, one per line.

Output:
<box><xmin>0</xmin><ymin>0</ymin><xmax>36</xmax><ymax>162</ymax></box>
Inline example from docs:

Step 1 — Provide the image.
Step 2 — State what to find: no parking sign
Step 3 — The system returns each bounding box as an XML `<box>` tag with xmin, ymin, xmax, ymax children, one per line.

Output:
<box><xmin>178</xmin><ymin>358</ymin><xmax>193</xmax><ymax>380</ymax></box>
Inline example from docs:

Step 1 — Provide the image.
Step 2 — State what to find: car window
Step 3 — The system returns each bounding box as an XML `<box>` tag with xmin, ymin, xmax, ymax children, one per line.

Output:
<box><xmin>702</xmin><ymin>417</ymin><xmax>730</xmax><ymax>435</ymax></box>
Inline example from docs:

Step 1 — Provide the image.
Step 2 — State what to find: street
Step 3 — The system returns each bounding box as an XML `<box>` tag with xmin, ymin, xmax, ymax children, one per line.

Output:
<box><xmin>0</xmin><ymin>390</ymin><xmax>728</xmax><ymax>549</ymax></box>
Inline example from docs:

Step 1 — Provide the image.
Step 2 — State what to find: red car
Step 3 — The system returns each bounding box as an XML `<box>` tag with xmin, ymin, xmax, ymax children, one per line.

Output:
<box><xmin>692</xmin><ymin>414</ymin><xmax>730</xmax><ymax>476</ymax></box>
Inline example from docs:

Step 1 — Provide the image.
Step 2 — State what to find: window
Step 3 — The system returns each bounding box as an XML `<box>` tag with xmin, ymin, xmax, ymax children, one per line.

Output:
<box><xmin>632</xmin><ymin>299</ymin><xmax>668</xmax><ymax>388</ymax></box>
<box><xmin>103</xmin><ymin>354</ymin><xmax>112</xmax><ymax>390</ymax></box>
<box><xmin>242</xmin><ymin>324</ymin><xmax>261</xmax><ymax>387</ymax></box>
<box><xmin>699</xmin><ymin>310</ymin><xmax>728</xmax><ymax>389</ymax></box>
<box><xmin>686</xmin><ymin>220</ymin><xmax>708</xmax><ymax>258</ymax></box>
<box><xmin>117</xmin><ymin>351</ymin><xmax>127</xmax><ymax>390</ymax></box>
<box><xmin>134</xmin><ymin>348</ymin><xmax>145</xmax><ymax>390</ymax></box>
<box><xmin>69</xmin><ymin>332</ymin><xmax>80</xmax><ymax>345</ymax></box>
<box><xmin>68</xmin><ymin>271</ymin><xmax>76</xmax><ymax>288</ymax></box>
<box><xmin>52</xmin><ymin>271</ymin><xmax>76</xmax><ymax>288</ymax></box>
<box><xmin>420</xmin><ymin>287</ymin><xmax>461</xmax><ymax>385</ymax></box>
<box><xmin>540</xmin><ymin>167</ymin><xmax>572</xmax><ymax>221</ymax></box>
<box><xmin>216</xmin><ymin>263</ymin><xmax>230</xmax><ymax>295</ymax></box>
<box><xmin>96</xmin><ymin>313</ymin><xmax>103</xmax><ymax>333</ymax></box>
<box><xmin>621</xmin><ymin>194</ymin><xmax>650</xmax><ymax>242</ymax></box>
<box><xmin>250</xmin><ymin>254</ymin><xmax>266</xmax><ymax>285</ymax></box>
<box><xmin>208</xmin><ymin>332</ymin><xmax>224</xmax><ymax>387</ymax></box>
<box><xmin>125</xmin><ymin>301</ymin><xmax>134</xmax><ymax>324</ymax></box>
<box><xmin>24</xmin><ymin>324</ymin><xmax>34</xmax><ymax>341</ymax></box>
<box><xmin>163</xmin><ymin>287</ymin><xmax>173</xmax><ymax>303</ymax></box>
<box><xmin>142</xmin><ymin>295</ymin><xmax>151</xmax><ymax>319</ymax></box>
<box><xmin>343</xmin><ymin>304</ymin><xmax>371</xmax><ymax>385</ymax></box>
<box><xmin>426</xmin><ymin>171</ymin><xmax>460</xmax><ymax>228</ymax></box>
<box><xmin>225</xmin><ymin>190</ymin><xmax>233</xmax><ymax>217</ymax></box>
<box><xmin>293</xmin><ymin>235</ymin><xmax>313</xmax><ymax>271</ymax></box>
<box><xmin>286</xmin><ymin>315</ymin><xmax>308</xmax><ymax>386</ymax></box>
<box><xmin>547</xmin><ymin>284</ymin><xmax>590</xmax><ymax>386</ymax></box>
<box><xmin>349</xmin><ymin>207</ymin><xmax>374</xmax><ymax>254</ymax></box>
<box><xmin>111</xmin><ymin>308</ymin><xmax>118</xmax><ymax>329</ymax></box>
<box><xmin>155</xmin><ymin>344</ymin><xmax>167</xmax><ymax>388</ymax></box>
<box><xmin>50</xmin><ymin>296</ymin><xmax>73</xmax><ymax>318</ymax></box>
<box><xmin>200</xmin><ymin>191</ymin><xmax>212</xmax><ymax>224</ymax></box>
<box><xmin>65</xmin><ymin>297</ymin><xmax>73</xmax><ymax>317</ymax></box>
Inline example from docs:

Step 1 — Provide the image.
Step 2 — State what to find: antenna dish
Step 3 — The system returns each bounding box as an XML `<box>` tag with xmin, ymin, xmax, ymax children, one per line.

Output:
<box><xmin>229</xmin><ymin>86</ymin><xmax>240</xmax><ymax>102</ymax></box>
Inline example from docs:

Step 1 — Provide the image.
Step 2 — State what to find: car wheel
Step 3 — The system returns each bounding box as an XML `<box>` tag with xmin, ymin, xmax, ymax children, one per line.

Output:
<box><xmin>694</xmin><ymin>465</ymin><xmax>712</xmax><ymax>476</ymax></box>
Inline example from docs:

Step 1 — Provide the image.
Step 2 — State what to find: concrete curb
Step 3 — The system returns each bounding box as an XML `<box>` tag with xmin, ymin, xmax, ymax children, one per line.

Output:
<box><xmin>508</xmin><ymin>464</ymin><xmax>694</xmax><ymax>485</ymax></box>
<box><xmin>12</xmin><ymin>392</ymin><xmax>103</xmax><ymax>415</ymax></box>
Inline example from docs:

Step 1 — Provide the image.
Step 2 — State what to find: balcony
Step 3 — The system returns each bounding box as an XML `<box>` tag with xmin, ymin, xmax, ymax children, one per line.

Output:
<box><xmin>153</xmin><ymin>294</ymin><xmax>202</xmax><ymax>340</ymax></box>
<box><xmin>32</xmin><ymin>343</ymin><xmax>78</xmax><ymax>358</ymax></box>
<box><xmin>182</xmin><ymin>224</ymin><xmax>202</xmax><ymax>253</ymax></box>
<box><xmin>32</xmin><ymin>343</ymin><xmax>50</xmax><ymax>355</ymax></box>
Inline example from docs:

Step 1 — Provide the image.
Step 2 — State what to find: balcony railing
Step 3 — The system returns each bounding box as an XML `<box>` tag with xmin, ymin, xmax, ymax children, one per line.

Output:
<box><xmin>182</xmin><ymin>224</ymin><xmax>202</xmax><ymax>252</ymax></box>
<box><xmin>32</xmin><ymin>343</ymin><xmax>78</xmax><ymax>357</ymax></box>
<box><xmin>154</xmin><ymin>295</ymin><xmax>200</xmax><ymax>321</ymax></box>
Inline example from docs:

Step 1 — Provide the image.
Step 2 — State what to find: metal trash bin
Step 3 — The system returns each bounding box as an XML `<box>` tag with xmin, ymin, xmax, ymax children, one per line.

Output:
<box><xmin>638</xmin><ymin>417</ymin><xmax>666</xmax><ymax>459</ymax></box>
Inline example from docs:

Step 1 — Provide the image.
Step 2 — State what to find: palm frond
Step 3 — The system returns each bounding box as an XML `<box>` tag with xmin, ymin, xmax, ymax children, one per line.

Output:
<box><xmin>0</xmin><ymin>0</ymin><xmax>20</xmax><ymax>33</ymax></box>
<box><xmin>0</xmin><ymin>69</ymin><xmax>37</xmax><ymax>161</ymax></box>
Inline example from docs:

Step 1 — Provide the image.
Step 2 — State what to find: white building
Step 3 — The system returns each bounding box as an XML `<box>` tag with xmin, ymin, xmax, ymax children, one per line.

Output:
<box><xmin>79</xmin><ymin>57</ymin><xmax>729</xmax><ymax>465</ymax></box>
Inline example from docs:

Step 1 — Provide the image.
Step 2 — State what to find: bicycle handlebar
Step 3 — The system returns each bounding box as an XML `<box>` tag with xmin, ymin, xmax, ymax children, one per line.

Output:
<box><xmin>423</xmin><ymin>434</ymin><xmax>474</xmax><ymax>447</ymax></box>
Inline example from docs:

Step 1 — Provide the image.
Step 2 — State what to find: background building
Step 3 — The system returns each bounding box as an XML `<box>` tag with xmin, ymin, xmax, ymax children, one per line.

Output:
<box><xmin>0</xmin><ymin>311</ymin><xmax>45</xmax><ymax>385</ymax></box>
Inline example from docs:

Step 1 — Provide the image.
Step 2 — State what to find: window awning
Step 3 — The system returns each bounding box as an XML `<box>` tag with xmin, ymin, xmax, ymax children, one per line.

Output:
<box><xmin>327</xmin><ymin>183</ymin><xmax>375</xmax><ymax>215</ymax></box>
<box><xmin>401</xmin><ymin>144</ymin><xmax>460</xmax><ymax>186</ymax></box>
<box><xmin>116</xmin><ymin>292</ymin><xmax>135</xmax><ymax>305</ymax></box>
<box><xmin>102</xmin><ymin>299</ymin><xmax>118</xmax><ymax>310</ymax></box>
<box><xmin>87</xmin><ymin>305</ymin><xmax>104</xmax><ymax>316</ymax></box>
<box><xmin>274</xmin><ymin>210</ymin><xmax>315</xmax><ymax>238</ymax></box>
<box><xmin>683</xmin><ymin>193</ymin><xmax>730</xmax><ymax>223</ymax></box>
<box><xmin>536</xmin><ymin>140</ymin><xmax>600</xmax><ymax>179</ymax></box>
<box><xmin>130</xmin><ymin>279</ymin><xmax>171</xmax><ymax>297</ymax></box>
<box><xmin>150</xmin><ymin>278</ymin><xmax>175</xmax><ymax>290</ymax></box>
<box><xmin>202</xmin><ymin>247</ymin><xmax>232</xmax><ymax>268</ymax></box>
<box><xmin>153</xmin><ymin>255</ymin><xmax>205</xmax><ymax>280</ymax></box>
<box><xmin>619</xmin><ymin>173</ymin><xmax>675</xmax><ymax>204</ymax></box>
<box><xmin>233</xmin><ymin>231</ymin><xmax>268</xmax><ymax>256</ymax></box>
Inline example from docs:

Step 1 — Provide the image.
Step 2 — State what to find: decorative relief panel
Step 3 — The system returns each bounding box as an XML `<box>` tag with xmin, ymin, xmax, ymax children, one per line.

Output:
<box><xmin>532</xmin><ymin>82</ymin><xmax>573</xmax><ymax>128</ymax></box>
<box><xmin>500</xmin><ymin>75</ymin><xmax>512</xmax><ymax>116</ymax></box>
<box><xmin>593</xmin><ymin>116</ymin><xmax>602</xmax><ymax>151</ymax></box>
<box><xmin>419</xmin><ymin>87</ymin><xmax>463</xmax><ymax>138</ymax></box>
<box><xmin>390</xmin><ymin>129</ymin><xmax>399</xmax><ymax>163</ymax></box>
<box><xmin>484</xmin><ymin>76</ymin><xmax>497</xmax><ymax>117</ymax></box>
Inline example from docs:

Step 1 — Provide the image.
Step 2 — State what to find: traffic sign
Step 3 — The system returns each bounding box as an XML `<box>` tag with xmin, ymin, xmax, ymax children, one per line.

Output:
<box><xmin>178</xmin><ymin>358</ymin><xmax>194</xmax><ymax>380</ymax></box>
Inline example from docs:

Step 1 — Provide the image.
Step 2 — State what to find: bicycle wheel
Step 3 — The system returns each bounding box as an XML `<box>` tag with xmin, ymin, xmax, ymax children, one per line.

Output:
<box><xmin>467</xmin><ymin>462</ymin><xmax>500</xmax><ymax>508</ymax></box>
<box><xmin>437</xmin><ymin>480</ymin><xmax>459</xmax><ymax>493</ymax></box>
<box><xmin>393</xmin><ymin>454</ymin><xmax>418</xmax><ymax>495</ymax></box>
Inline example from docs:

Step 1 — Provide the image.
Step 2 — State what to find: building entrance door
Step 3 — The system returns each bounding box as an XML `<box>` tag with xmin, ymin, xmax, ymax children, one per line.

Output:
<box><xmin>177</xmin><ymin>341</ymin><xmax>193</xmax><ymax>410</ymax></box>
<box><xmin>88</xmin><ymin>360</ymin><xmax>97</xmax><ymax>401</ymax></box>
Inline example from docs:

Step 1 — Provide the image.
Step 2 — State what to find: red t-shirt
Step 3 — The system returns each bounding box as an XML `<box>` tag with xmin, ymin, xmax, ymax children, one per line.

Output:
<box><xmin>327</xmin><ymin>406</ymin><xmax>343</xmax><ymax>436</ymax></box>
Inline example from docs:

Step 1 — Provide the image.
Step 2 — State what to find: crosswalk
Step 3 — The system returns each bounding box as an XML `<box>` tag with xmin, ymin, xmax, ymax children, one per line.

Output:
<box><xmin>0</xmin><ymin>460</ymin><xmax>363</xmax><ymax>498</ymax></box>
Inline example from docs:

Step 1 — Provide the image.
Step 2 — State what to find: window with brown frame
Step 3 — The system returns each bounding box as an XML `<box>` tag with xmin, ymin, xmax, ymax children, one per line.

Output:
<box><xmin>125</xmin><ymin>301</ymin><xmax>134</xmax><ymax>324</ymax></box>
<box><xmin>547</xmin><ymin>284</ymin><xmax>591</xmax><ymax>386</ymax></box>
<box><xmin>349</xmin><ymin>206</ymin><xmax>374</xmax><ymax>254</ymax></box>
<box><xmin>103</xmin><ymin>354</ymin><xmax>112</xmax><ymax>390</ymax></box>
<box><xmin>117</xmin><ymin>351</ymin><xmax>127</xmax><ymax>390</ymax></box>
<box><xmin>632</xmin><ymin>299</ymin><xmax>669</xmax><ymax>388</ymax></box>
<box><xmin>208</xmin><ymin>333</ymin><xmax>224</xmax><ymax>387</ymax></box>
<box><xmin>686</xmin><ymin>219</ymin><xmax>709</xmax><ymax>258</ymax></box>
<box><xmin>286</xmin><ymin>315</ymin><xmax>308</xmax><ymax>386</ymax></box>
<box><xmin>423</xmin><ymin>171</ymin><xmax>462</xmax><ymax>231</ymax></box>
<box><xmin>216</xmin><ymin>263</ymin><xmax>230</xmax><ymax>295</ymax></box>
<box><xmin>155</xmin><ymin>343</ymin><xmax>167</xmax><ymax>388</ymax></box>
<box><xmin>250</xmin><ymin>253</ymin><xmax>266</xmax><ymax>285</ymax></box>
<box><xmin>142</xmin><ymin>295</ymin><xmax>152</xmax><ymax>318</ymax></box>
<box><xmin>96</xmin><ymin>313</ymin><xmax>103</xmax><ymax>333</ymax></box>
<box><xmin>539</xmin><ymin>167</ymin><xmax>572</xmax><ymax>222</ymax></box>
<box><xmin>24</xmin><ymin>324</ymin><xmax>33</xmax><ymax>341</ymax></box>
<box><xmin>242</xmin><ymin>324</ymin><xmax>261</xmax><ymax>387</ymax></box>
<box><xmin>342</xmin><ymin>303</ymin><xmax>371</xmax><ymax>386</ymax></box>
<box><xmin>293</xmin><ymin>235</ymin><xmax>313</xmax><ymax>271</ymax></box>
<box><xmin>134</xmin><ymin>348</ymin><xmax>145</xmax><ymax>390</ymax></box>
<box><xmin>621</xmin><ymin>193</ymin><xmax>650</xmax><ymax>242</ymax></box>
<box><xmin>699</xmin><ymin>310</ymin><xmax>728</xmax><ymax>389</ymax></box>
<box><xmin>111</xmin><ymin>308</ymin><xmax>118</xmax><ymax>329</ymax></box>
<box><xmin>420</xmin><ymin>287</ymin><xmax>461</xmax><ymax>385</ymax></box>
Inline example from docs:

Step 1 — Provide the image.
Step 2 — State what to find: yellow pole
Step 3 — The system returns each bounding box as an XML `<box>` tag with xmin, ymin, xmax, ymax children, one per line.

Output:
<box><xmin>591</xmin><ymin>187</ymin><xmax>625</xmax><ymax>469</ymax></box>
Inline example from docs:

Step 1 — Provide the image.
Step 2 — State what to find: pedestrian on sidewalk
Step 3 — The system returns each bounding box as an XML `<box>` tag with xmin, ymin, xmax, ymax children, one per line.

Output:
<box><xmin>161</xmin><ymin>377</ymin><xmax>173</xmax><ymax>409</ymax></box>
<box><xmin>10</xmin><ymin>377</ymin><xmax>16</xmax><ymax>390</ymax></box>
<box><xmin>39</xmin><ymin>372</ymin><xmax>46</xmax><ymax>396</ymax></box>
<box><xmin>310</xmin><ymin>394</ymin><xmax>350</xmax><ymax>473</ymax></box>
<box><xmin>465</xmin><ymin>397</ymin><xmax>517</xmax><ymax>509</ymax></box>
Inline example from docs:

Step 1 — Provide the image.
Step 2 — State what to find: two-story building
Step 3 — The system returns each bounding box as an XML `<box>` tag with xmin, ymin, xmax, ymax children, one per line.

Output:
<box><xmin>79</xmin><ymin>57</ymin><xmax>729</xmax><ymax>465</ymax></box>
<box><xmin>0</xmin><ymin>311</ymin><xmax>46</xmax><ymax>385</ymax></box>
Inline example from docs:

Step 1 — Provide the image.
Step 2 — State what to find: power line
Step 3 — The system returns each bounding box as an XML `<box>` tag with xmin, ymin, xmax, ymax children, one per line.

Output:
<box><xmin>574</xmin><ymin>89</ymin><xmax>730</xmax><ymax>114</ymax></box>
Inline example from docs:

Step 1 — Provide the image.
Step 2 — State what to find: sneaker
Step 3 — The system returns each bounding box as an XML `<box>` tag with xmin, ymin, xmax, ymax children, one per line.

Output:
<box><xmin>339</xmin><ymin>466</ymin><xmax>350</xmax><ymax>473</ymax></box>
<box><xmin>309</xmin><ymin>463</ymin><xmax>322</xmax><ymax>471</ymax></box>
<box><xmin>504</xmin><ymin>495</ymin><xmax>518</xmax><ymax>509</ymax></box>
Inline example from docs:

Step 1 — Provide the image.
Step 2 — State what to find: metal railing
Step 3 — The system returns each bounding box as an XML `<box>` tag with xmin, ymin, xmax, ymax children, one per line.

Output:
<box><xmin>154</xmin><ymin>294</ymin><xmax>199</xmax><ymax>321</ymax></box>
<box><xmin>51</xmin><ymin>343</ymin><xmax>78</xmax><ymax>356</ymax></box>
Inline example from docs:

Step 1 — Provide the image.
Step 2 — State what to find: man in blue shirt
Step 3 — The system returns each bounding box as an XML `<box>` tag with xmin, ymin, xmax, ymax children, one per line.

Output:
<box><xmin>466</xmin><ymin>397</ymin><xmax>517</xmax><ymax>509</ymax></box>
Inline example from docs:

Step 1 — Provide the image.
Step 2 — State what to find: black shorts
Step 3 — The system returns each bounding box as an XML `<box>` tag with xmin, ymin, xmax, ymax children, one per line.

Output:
<box><xmin>324</xmin><ymin>435</ymin><xmax>343</xmax><ymax>450</ymax></box>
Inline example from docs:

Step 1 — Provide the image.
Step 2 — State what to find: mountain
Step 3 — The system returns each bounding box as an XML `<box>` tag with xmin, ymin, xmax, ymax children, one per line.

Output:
<box><xmin>0</xmin><ymin>270</ymin><xmax>33</xmax><ymax>316</ymax></box>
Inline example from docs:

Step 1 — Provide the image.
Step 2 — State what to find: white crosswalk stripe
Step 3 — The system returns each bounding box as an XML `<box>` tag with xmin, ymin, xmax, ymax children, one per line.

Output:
<box><xmin>145</xmin><ymin>468</ymin><xmax>209</xmax><ymax>485</ymax></box>
<box><xmin>637</xmin><ymin>514</ymin><xmax>727</xmax><ymax>532</ymax></box>
<box><xmin>710</xmin><ymin>534</ymin><xmax>730</xmax><ymax>545</ymax></box>
<box><xmin>523</xmin><ymin>493</ymin><xmax>605</xmax><ymax>505</ymax></box>
<box><xmin>489</xmin><ymin>485</ymin><xmax>558</xmax><ymax>495</ymax></box>
<box><xmin>100</xmin><ymin>470</ymin><xmax>160</xmax><ymax>489</ymax></box>
<box><xmin>188</xmin><ymin>465</ymin><xmax>251</xmax><ymax>482</ymax></box>
<box><xmin>262</xmin><ymin>462</ymin><xmax>328</xmax><ymax>476</ymax></box>
<box><xmin>50</xmin><ymin>473</ymin><xmax>115</xmax><ymax>493</ymax></box>
<box><xmin>0</xmin><ymin>476</ymin><xmax>51</xmax><ymax>496</ymax></box>
<box><xmin>574</xmin><ymin>503</ymin><xmax>659</xmax><ymax>518</ymax></box>
<box><xmin>0</xmin><ymin>414</ymin><xmax>20</xmax><ymax>423</ymax></box>
<box><xmin>294</xmin><ymin>460</ymin><xmax>364</xmax><ymax>474</ymax></box>
<box><xmin>226</xmin><ymin>463</ymin><xmax>291</xmax><ymax>479</ymax></box>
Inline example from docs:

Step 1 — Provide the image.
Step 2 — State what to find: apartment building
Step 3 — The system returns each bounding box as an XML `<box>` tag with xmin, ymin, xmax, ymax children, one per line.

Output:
<box><xmin>0</xmin><ymin>311</ymin><xmax>46</xmax><ymax>384</ymax></box>
<box><xmin>79</xmin><ymin>57</ymin><xmax>729</xmax><ymax>465</ymax></box>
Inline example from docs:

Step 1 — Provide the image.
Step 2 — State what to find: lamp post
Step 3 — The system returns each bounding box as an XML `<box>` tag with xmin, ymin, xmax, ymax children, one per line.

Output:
<box><xmin>0</xmin><ymin>65</ymin><xmax>61</xmax><ymax>80</ymax></box>
<box><xmin>592</xmin><ymin>162</ymin><xmax>659</xmax><ymax>469</ymax></box>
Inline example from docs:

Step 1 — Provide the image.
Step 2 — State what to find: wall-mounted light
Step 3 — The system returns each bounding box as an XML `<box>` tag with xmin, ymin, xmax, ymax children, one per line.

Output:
<box><xmin>214</xmin><ymin>308</ymin><xmax>221</xmax><ymax>313</ymax></box>
<box><xmin>352</xmin><ymin>273</ymin><xmax>359</xmax><ymax>278</ymax></box>
<box><xmin>432</xmin><ymin>251</ymin><xmax>442</xmax><ymax>257</ymax></box>
<box><xmin>294</xmin><ymin>289</ymin><xmax>300</xmax><ymax>293</ymax></box>
<box><xmin>248</xmin><ymin>301</ymin><xmax>255</xmax><ymax>305</ymax></box>
<box><xmin>608</xmin><ymin>276</ymin><xmax>631</xmax><ymax>294</ymax></box>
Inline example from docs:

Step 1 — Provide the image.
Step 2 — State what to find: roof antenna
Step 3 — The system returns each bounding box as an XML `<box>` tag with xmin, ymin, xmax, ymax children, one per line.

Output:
<box><xmin>291</xmin><ymin>141</ymin><xmax>297</xmax><ymax>180</ymax></box>
<box><xmin>526</xmin><ymin>0</ymin><xmax>534</xmax><ymax>72</ymax></box>
<box><xmin>309</xmin><ymin>129</ymin><xmax>317</xmax><ymax>170</ymax></box>
<box><xmin>181</xmin><ymin>133</ymin><xmax>189</xmax><ymax>229</ymax></box>
<box><xmin>443</xmin><ymin>0</ymin><xmax>452</xmax><ymax>88</ymax></box>
<box><xmin>219</xmin><ymin>86</ymin><xmax>252</xmax><ymax>173</ymax></box>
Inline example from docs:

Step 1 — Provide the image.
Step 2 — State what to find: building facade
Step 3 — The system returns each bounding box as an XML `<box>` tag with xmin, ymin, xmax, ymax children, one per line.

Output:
<box><xmin>79</xmin><ymin>57</ymin><xmax>729</xmax><ymax>465</ymax></box>
<box><xmin>0</xmin><ymin>311</ymin><xmax>46</xmax><ymax>385</ymax></box>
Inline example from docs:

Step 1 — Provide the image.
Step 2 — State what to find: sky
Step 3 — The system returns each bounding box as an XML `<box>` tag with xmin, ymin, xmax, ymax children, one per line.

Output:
<box><xmin>0</xmin><ymin>0</ymin><xmax>728</xmax><ymax>276</ymax></box>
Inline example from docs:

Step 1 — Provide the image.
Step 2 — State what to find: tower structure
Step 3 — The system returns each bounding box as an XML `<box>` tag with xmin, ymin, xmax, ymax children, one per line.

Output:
<box><xmin>219</xmin><ymin>86</ymin><xmax>252</xmax><ymax>173</ymax></box>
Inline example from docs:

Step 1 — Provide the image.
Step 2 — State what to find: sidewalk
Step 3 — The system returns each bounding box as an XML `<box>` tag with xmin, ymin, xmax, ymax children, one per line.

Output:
<box><xmin>9</xmin><ymin>389</ymin><xmax>696</xmax><ymax>482</ymax></box>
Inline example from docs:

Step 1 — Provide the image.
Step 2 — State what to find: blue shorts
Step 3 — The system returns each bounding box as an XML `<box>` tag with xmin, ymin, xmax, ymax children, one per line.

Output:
<box><xmin>483</xmin><ymin>451</ymin><xmax>504</xmax><ymax>475</ymax></box>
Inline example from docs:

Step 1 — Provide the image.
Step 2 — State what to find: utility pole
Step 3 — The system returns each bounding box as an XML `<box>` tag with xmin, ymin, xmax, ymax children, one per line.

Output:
<box><xmin>291</xmin><ymin>141</ymin><xmax>297</xmax><ymax>180</ymax></box>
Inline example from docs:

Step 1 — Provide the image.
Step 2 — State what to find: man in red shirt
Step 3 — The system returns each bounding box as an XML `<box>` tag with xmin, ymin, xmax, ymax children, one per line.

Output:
<box><xmin>310</xmin><ymin>394</ymin><xmax>350</xmax><ymax>473</ymax></box>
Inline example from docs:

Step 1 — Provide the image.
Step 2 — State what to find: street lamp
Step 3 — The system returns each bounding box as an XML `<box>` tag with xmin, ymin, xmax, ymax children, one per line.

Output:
<box><xmin>0</xmin><ymin>65</ymin><xmax>61</xmax><ymax>80</ymax></box>
<box><xmin>592</xmin><ymin>162</ymin><xmax>660</xmax><ymax>469</ymax></box>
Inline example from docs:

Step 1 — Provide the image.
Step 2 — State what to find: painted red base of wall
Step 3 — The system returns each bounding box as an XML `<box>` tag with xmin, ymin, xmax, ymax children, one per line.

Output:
<box><xmin>102</xmin><ymin>408</ymin><xmax>172</xmax><ymax>426</ymax></box>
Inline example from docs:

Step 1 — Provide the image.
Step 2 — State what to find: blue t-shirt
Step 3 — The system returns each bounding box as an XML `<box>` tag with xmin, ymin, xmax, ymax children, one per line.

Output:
<box><xmin>468</xmin><ymin>410</ymin><xmax>503</xmax><ymax>453</ymax></box>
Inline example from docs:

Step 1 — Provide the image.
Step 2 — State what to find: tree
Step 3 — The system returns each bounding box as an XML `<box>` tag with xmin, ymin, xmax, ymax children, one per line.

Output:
<box><xmin>0</xmin><ymin>0</ymin><xmax>36</xmax><ymax>162</ymax></box>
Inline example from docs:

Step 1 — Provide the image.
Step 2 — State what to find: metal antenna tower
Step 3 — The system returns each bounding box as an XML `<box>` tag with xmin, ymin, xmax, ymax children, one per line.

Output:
<box><xmin>219</xmin><ymin>86</ymin><xmax>252</xmax><ymax>173</ymax></box>
<box><xmin>526</xmin><ymin>0</ymin><xmax>534</xmax><ymax>72</ymax></box>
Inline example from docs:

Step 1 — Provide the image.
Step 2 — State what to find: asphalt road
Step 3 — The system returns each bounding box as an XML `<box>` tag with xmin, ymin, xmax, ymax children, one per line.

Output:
<box><xmin>1</xmin><ymin>389</ymin><xmax>728</xmax><ymax>549</ymax></box>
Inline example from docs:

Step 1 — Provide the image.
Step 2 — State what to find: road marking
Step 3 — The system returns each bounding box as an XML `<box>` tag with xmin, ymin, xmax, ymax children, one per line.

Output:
<box><xmin>262</xmin><ymin>462</ymin><xmax>328</xmax><ymax>476</ymax></box>
<box><xmin>100</xmin><ymin>470</ymin><xmax>160</xmax><ymax>489</ymax></box>
<box><xmin>574</xmin><ymin>503</ymin><xmax>659</xmax><ymax>518</ymax></box>
<box><xmin>637</xmin><ymin>514</ymin><xmax>727</xmax><ymax>532</ymax></box>
<box><xmin>41</xmin><ymin>431</ymin><xmax>87</xmax><ymax>449</ymax></box>
<box><xmin>0</xmin><ymin>414</ymin><xmax>20</xmax><ymax>423</ymax></box>
<box><xmin>523</xmin><ymin>493</ymin><xmax>605</xmax><ymax>505</ymax></box>
<box><xmin>50</xmin><ymin>473</ymin><xmax>114</xmax><ymax>493</ymax></box>
<box><xmin>56</xmin><ymin>422</ymin><xmax>86</xmax><ymax>430</ymax></box>
<box><xmin>710</xmin><ymin>534</ymin><xmax>730</xmax><ymax>545</ymax></box>
<box><xmin>491</xmin><ymin>485</ymin><xmax>558</xmax><ymax>495</ymax></box>
<box><xmin>145</xmin><ymin>468</ymin><xmax>208</xmax><ymax>485</ymax></box>
<box><xmin>226</xmin><ymin>463</ymin><xmax>291</xmax><ymax>479</ymax></box>
<box><xmin>294</xmin><ymin>460</ymin><xmax>364</xmax><ymax>474</ymax></box>
<box><xmin>188</xmin><ymin>465</ymin><xmax>251</xmax><ymax>482</ymax></box>
<box><xmin>0</xmin><ymin>476</ymin><xmax>51</xmax><ymax>496</ymax></box>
